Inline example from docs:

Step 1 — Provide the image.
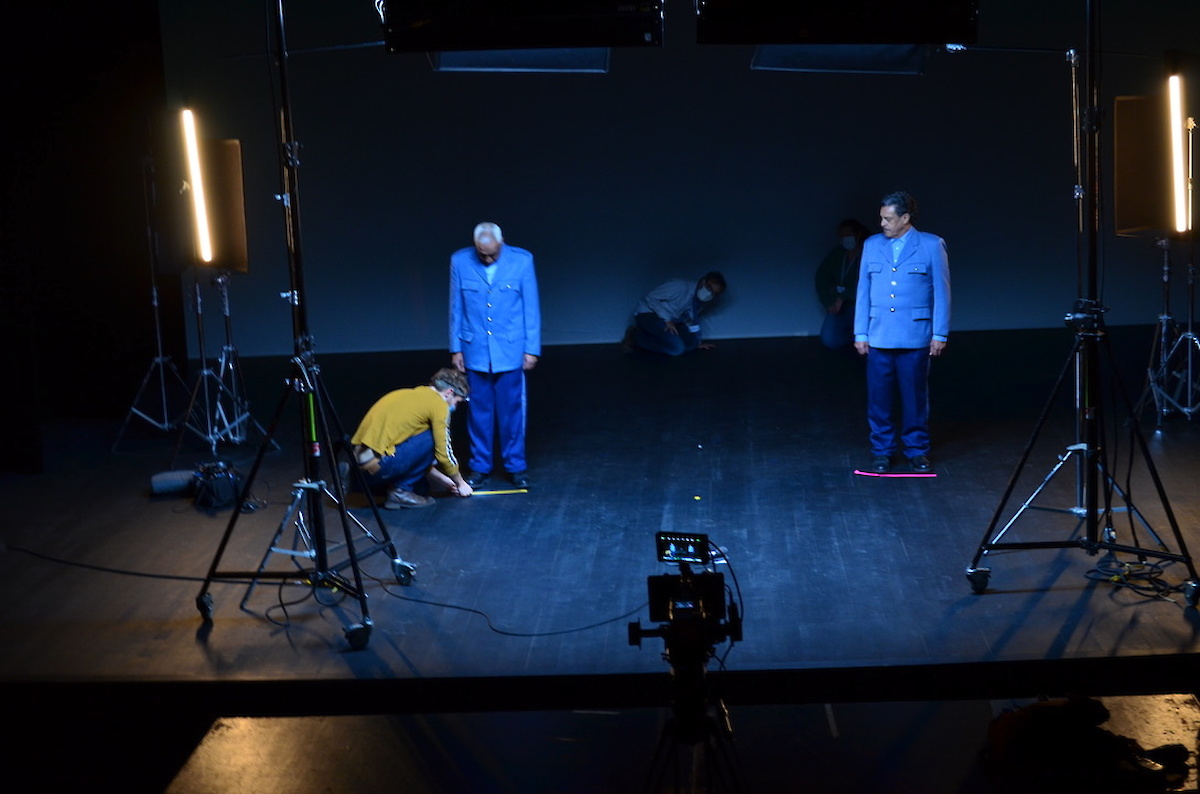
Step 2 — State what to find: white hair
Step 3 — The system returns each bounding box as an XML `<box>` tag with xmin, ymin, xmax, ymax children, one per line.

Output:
<box><xmin>473</xmin><ymin>221</ymin><xmax>504</xmax><ymax>244</ymax></box>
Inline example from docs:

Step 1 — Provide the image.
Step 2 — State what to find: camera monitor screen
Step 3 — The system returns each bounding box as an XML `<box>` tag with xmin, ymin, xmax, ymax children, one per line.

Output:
<box><xmin>656</xmin><ymin>532</ymin><xmax>709</xmax><ymax>564</ymax></box>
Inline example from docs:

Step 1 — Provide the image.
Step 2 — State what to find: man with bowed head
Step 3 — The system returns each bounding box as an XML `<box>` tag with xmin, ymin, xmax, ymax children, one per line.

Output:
<box><xmin>449</xmin><ymin>221</ymin><xmax>541</xmax><ymax>490</ymax></box>
<box><xmin>853</xmin><ymin>191</ymin><xmax>950</xmax><ymax>474</ymax></box>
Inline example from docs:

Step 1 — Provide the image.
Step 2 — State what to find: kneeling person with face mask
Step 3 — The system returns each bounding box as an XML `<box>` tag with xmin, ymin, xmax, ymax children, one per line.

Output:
<box><xmin>624</xmin><ymin>271</ymin><xmax>727</xmax><ymax>356</ymax></box>
<box><xmin>348</xmin><ymin>368</ymin><xmax>474</xmax><ymax>509</ymax></box>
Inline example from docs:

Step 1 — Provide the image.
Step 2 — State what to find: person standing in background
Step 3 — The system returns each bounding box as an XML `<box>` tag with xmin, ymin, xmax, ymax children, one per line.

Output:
<box><xmin>815</xmin><ymin>218</ymin><xmax>870</xmax><ymax>350</ymax></box>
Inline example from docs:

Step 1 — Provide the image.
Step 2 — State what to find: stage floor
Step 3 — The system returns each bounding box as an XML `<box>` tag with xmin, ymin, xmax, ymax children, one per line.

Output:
<box><xmin>3</xmin><ymin>329</ymin><xmax>1199</xmax><ymax>791</ymax></box>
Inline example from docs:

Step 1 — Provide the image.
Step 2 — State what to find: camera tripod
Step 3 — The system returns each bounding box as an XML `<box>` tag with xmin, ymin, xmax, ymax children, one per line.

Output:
<box><xmin>630</xmin><ymin>536</ymin><xmax>747</xmax><ymax>793</ymax></box>
<box><xmin>639</xmin><ymin>621</ymin><xmax>746</xmax><ymax>794</ymax></box>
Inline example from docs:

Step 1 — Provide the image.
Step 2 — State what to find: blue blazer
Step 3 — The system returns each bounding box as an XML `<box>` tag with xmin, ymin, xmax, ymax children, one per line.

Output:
<box><xmin>853</xmin><ymin>228</ymin><xmax>950</xmax><ymax>349</ymax></box>
<box><xmin>449</xmin><ymin>244</ymin><xmax>541</xmax><ymax>373</ymax></box>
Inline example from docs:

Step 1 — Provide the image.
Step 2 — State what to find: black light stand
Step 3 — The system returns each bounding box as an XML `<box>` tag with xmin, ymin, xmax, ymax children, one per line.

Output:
<box><xmin>1137</xmin><ymin>236</ymin><xmax>1180</xmax><ymax>428</ymax></box>
<box><xmin>112</xmin><ymin>155</ymin><xmax>190</xmax><ymax>452</ymax></box>
<box><xmin>213</xmin><ymin>269</ymin><xmax>265</xmax><ymax>446</ymax></box>
<box><xmin>195</xmin><ymin>0</ymin><xmax>414</xmax><ymax>650</ymax></box>
<box><xmin>169</xmin><ymin>267</ymin><xmax>270</xmax><ymax>465</ymax></box>
<box><xmin>965</xmin><ymin>1</ymin><xmax>1199</xmax><ymax>604</ymax></box>
<box><xmin>1143</xmin><ymin>151</ymin><xmax>1199</xmax><ymax>426</ymax></box>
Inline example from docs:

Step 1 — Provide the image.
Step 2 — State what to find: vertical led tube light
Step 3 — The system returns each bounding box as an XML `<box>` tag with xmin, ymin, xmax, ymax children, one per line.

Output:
<box><xmin>1168</xmin><ymin>75</ymin><xmax>1190</xmax><ymax>233</ymax></box>
<box><xmin>181</xmin><ymin>109</ymin><xmax>214</xmax><ymax>262</ymax></box>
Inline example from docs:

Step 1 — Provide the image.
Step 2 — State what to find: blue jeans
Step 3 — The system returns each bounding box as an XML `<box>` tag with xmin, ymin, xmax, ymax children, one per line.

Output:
<box><xmin>363</xmin><ymin>430</ymin><xmax>434</xmax><ymax>494</ymax></box>
<box><xmin>633</xmin><ymin>312</ymin><xmax>699</xmax><ymax>356</ymax></box>
<box><xmin>865</xmin><ymin>348</ymin><xmax>930</xmax><ymax>458</ymax></box>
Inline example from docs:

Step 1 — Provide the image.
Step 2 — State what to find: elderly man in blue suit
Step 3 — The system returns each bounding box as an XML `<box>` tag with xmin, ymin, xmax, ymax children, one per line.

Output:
<box><xmin>449</xmin><ymin>222</ymin><xmax>541</xmax><ymax>489</ymax></box>
<box><xmin>853</xmin><ymin>191</ymin><xmax>951</xmax><ymax>473</ymax></box>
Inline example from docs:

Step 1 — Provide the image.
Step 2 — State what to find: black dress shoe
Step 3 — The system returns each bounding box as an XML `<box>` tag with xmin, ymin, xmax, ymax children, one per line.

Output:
<box><xmin>465</xmin><ymin>471</ymin><xmax>490</xmax><ymax>488</ymax></box>
<box><xmin>871</xmin><ymin>456</ymin><xmax>891</xmax><ymax>473</ymax></box>
<box><xmin>510</xmin><ymin>471</ymin><xmax>531</xmax><ymax>489</ymax></box>
<box><xmin>909</xmin><ymin>455</ymin><xmax>931</xmax><ymax>472</ymax></box>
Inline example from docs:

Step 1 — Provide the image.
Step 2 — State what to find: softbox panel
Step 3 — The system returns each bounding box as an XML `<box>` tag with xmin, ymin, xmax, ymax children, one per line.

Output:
<box><xmin>1113</xmin><ymin>95</ymin><xmax>1172</xmax><ymax>238</ymax></box>
<box><xmin>200</xmin><ymin>139</ymin><xmax>249</xmax><ymax>274</ymax></box>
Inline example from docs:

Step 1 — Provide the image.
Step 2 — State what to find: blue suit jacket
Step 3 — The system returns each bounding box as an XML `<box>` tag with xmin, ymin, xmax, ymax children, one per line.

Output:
<box><xmin>853</xmin><ymin>228</ymin><xmax>950</xmax><ymax>349</ymax></box>
<box><xmin>449</xmin><ymin>244</ymin><xmax>541</xmax><ymax>373</ymax></box>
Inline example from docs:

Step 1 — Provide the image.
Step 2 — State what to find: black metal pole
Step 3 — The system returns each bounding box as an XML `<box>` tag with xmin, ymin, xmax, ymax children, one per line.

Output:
<box><xmin>266</xmin><ymin>0</ymin><xmax>332</xmax><ymax>573</ymax></box>
<box><xmin>1079</xmin><ymin>0</ymin><xmax>1102</xmax><ymax>549</ymax></box>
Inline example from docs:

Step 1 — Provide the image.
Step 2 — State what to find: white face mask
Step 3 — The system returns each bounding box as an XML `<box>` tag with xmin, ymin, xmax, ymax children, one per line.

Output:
<box><xmin>842</xmin><ymin>236</ymin><xmax>858</xmax><ymax>250</ymax></box>
<box><xmin>696</xmin><ymin>286</ymin><xmax>714</xmax><ymax>302</ymax></box>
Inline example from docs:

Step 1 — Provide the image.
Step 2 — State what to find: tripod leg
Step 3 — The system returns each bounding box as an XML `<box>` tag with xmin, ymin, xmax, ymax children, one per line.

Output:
<box><xmin>641</xmin><ymin>720</ymin><xmax>678</xmax><ymax>794</ymax></box>
<box><xmin>968</xmin><ymin>335</ymin><xmax>1080</xmax><ymax>573</ymax></box>
<box><xmin>310</xmin><ymin>379</ymin><xmax>375</xmax><ymax>648</ymax></box>
<box><xmin>170</xmin><ymin>367</ymin><xmax>211</xmax><ymax>468</ymax></box>
<box><xmin>196</xmin><ymin>375</ymin><xmax>295</xmax><ymax>620</ymax></box>
<box><xmin>112</xmin><ymin>357</ymin><xmax>184</xmax><ymax>450</ymax></box>
<box><xmin>314</xmin><ymin>369</ymin><xmax>414</xmax><ymax>582</ymax></box>
<box><xmin>239</xmin><ymin>486</ymin><xmax>312</xmax><ymax>610</ymax></box>
<box><xmin>1099</xmin><ymin>336</ymin><xmax>1199</xmax><ymax>581</ymax></box>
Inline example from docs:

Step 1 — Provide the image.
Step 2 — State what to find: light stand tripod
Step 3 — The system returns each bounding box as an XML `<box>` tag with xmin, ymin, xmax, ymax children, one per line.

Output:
<box><xmin>113</xmin><ymin>155</ymin><xmax>190</xmax><ymax>452</ymax></box>
<box><xmin>965</xmin><ymin>2</ymin><xmax>1198</xmax><ymax>604</ymax></box>
<box><xmin>195</xmin><ymin>0</ymin><xmax>414</xmax><ymax>650</ymax></box>
<box><xmin>1137</xmin><ymin>237</ymin><xmax>1180</xmax><ymax>427</ymax></box>
<box><xmin>170</xmin><ymin>268</ymin><xmax>267</xmax><ymax>464</ymax></box>
<box><xmin>1144</xmin><ymin>231</ymin><xmax>1200</xmax><ymax>424</ymax></box>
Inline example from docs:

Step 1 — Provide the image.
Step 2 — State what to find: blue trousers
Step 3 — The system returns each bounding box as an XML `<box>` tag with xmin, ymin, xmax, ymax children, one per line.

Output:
<box><xmin>865</xmin><ymin>348</ymin><xmax>930</xmax><ymax>458</ymax></box>
<box><xmin>466</xmin><ymin>369</ymin><xmax>527</xmax><ymax>474</ymax></box>
<box><xmin>633</xmin><ymin>312</ymin><xmax>699</xmax><ymax>356</ymax></box>
<box><xmin>363</xmin><ymin>430</ymin><xmax>434</xmax><ymax>494</ymax></box>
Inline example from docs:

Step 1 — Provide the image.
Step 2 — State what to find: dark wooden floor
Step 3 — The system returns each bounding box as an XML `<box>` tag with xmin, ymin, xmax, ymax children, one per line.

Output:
<box><xmin>3</xmin><ymin>328</ymin><xmax>1200</xmax><ymax>792</ymax></box>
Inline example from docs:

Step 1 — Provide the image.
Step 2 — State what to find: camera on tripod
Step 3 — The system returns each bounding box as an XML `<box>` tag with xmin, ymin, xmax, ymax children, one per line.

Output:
<box><xmin>628</xmin><ymin>531</ymin><xmax>742</xmax><ymax>652</ymax></box>
<box><xmin>629</xmin><ymin>532</ymin><xmax>744</xmax><ymax>750</ymax></box>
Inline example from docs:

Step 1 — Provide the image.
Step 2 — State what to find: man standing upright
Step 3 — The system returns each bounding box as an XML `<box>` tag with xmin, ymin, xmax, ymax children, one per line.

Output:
<box><xmin>449</xmin><ymin>222</ymin><xmax>541</xmax><ymax>490</ymax></box>
<box><xmin>853</xmin><ymin>191</ymin><xmax>950</xmax><ymax>473</ymax></box>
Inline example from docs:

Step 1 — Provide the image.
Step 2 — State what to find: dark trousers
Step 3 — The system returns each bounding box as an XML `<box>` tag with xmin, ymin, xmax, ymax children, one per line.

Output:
<box><xmin>633</xmin><ymin>312</ymin><xmax>699</xmax><ymax>356</ymax></box>
<box><xmin>363</xmin><ymin>430</ymin><xmax>434</xmax><ymax>494</ymax></box>
<box><xmin>865</xmin><ymin>347</ymin><xmax>930</xmax><ymax>458</ymax></box>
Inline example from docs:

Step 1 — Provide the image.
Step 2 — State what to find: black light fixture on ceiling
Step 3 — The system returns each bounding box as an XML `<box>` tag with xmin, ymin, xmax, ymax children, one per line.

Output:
<box><xmin>377</xmin><ymin>0</ymin><xmax>663</xmax><ymax>73</ymax></box>
<box><xmin>695</xmin><ymin>0</ymin><xmax>980</xmax><ymax>46</ymax></box>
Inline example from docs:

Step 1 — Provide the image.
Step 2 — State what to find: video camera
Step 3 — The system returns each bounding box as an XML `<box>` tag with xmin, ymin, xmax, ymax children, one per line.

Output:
<box><xmin>628</xmin><ymin>531</ymin><xmax>742</xmax><ymax>652</ymax></box>
<box><xmin>628</xmin><ymin>532</ymin><xmax>743</xmax><ymax>745</ymax></box>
